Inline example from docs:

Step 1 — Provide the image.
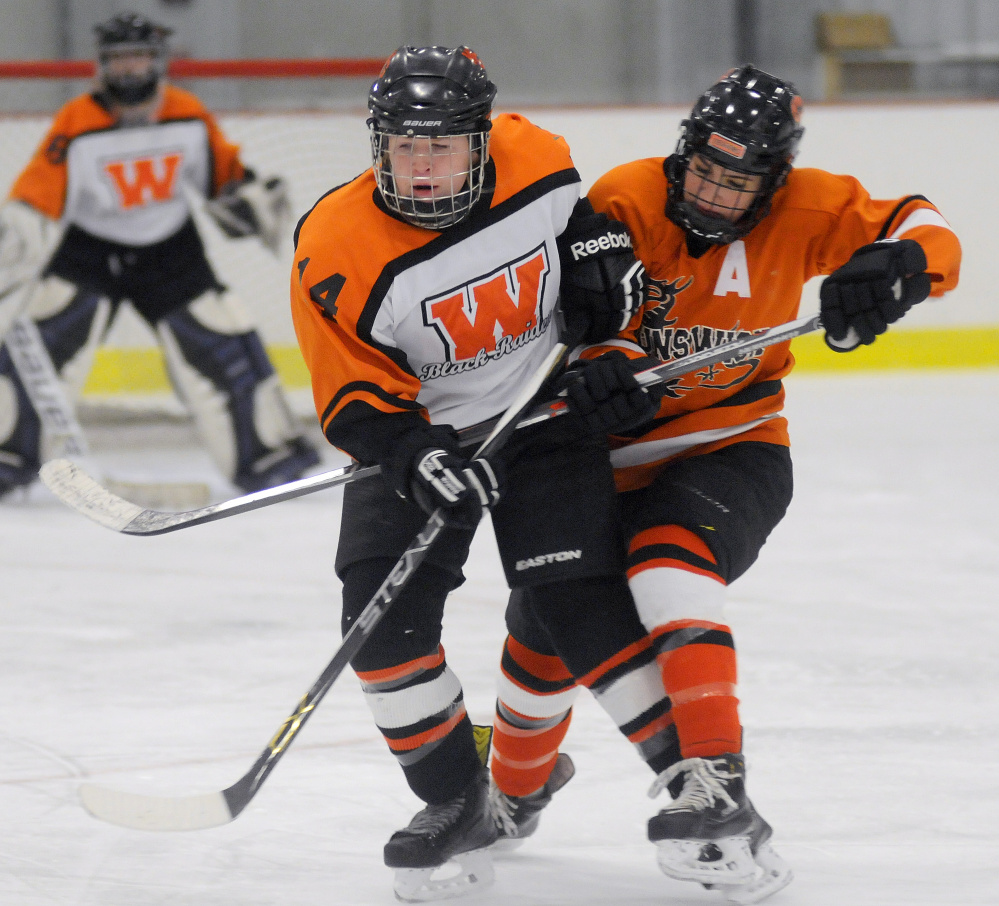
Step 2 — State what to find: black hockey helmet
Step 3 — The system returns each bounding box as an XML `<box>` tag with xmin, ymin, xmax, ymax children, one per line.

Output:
<box><xmin>368</xmin><ymin>46</ymin><xmax>496</xmax><ymax>229</ymax></box>
<box><xmin>368</xmin><ymin>45</ymin><xmax>496</xmax><ymax>136</ymax></box>
<box><xmin>94</xmin><ymin>11</ymin><xmax>172</xmax><ymax>106</ymax></box>
<box><xmin>665</xmin><ymin>65</ymin><xmax>805</xmax><ymax>244</ymax></box>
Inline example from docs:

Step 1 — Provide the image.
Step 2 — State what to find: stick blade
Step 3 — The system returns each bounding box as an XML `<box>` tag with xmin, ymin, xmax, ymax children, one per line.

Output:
<box><xmin>39</xmin><ymin>459</ymin><xmax>145</xmax><ymax>531</ymax></box>
<box><xmin>104</xmin><ymin>478</ymin><xmax>211</xmax><ymax>511</ymax></box>
<box><xmin>79</xmin><ymin>782</ymin><xmax>234</xmax><ymax>831</ymax></box>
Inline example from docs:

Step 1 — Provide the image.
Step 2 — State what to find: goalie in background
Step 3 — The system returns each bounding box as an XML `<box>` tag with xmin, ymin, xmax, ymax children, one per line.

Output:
<box><xmin>0</xmin><ymin>10</ymin><xmax>319</xmax><ymax>500</ymax></box>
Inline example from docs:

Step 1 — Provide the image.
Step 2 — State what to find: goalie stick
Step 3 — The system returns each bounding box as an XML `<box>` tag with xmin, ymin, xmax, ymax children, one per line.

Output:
<box><xmin>8</xmin><ymin>310</ymin><xmax>209</xmax><ymax>509</ymax></box>
<box><xmin>8</xmin><ymin>315</ymin><xmax>91</xmax><ymax>460</ymax></box>
<box><xmin>78</xmin><ymin>341</ymin><xmax>570</xmax><ymax>831</ymax></box>
<box><xmin>41</xmin><ymin>313</ymin><xmax>822</xmax><ymax>535</ymax></box>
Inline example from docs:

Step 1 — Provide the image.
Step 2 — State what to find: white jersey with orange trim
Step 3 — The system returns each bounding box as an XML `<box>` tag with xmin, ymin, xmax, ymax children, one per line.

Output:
<box><xmin>292</xmin><ymin>113</ymin><xmax>579</xmax><ymax>438</ymax></box>
<box><xmin>586</xmin><ymin>159</ymin><xmax>963</xmax><ymax>491</ymax></box>
<box><xmin>8</xmin><ymin>85</ymin><xmax>244</xmax><ymax>247</ymax></box>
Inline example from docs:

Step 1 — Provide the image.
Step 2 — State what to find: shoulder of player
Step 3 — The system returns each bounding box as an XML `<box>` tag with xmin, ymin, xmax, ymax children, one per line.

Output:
<box><xmin>491</xmin><ymin>112</ymin><xmax>566</xmax><ymax>147</ymax></box>
<box><xmin>774</xmin><ymin>167</ymin><xmax>872</xmax><ymax>215</ymax></box>
<box><xmin>157</xmin><ymin>84</ymin><xmax>213</xmax><ymax>121</ymax></box>
<box><xmin>296</xmin><ymin>170</ymin><xmax>378</xmax><ymax>244</ymax></box>
<box><xmin>488</xmin><ymin>112</ymin><xmax>577</xmax><ymax>183</ymax></box>
<box><xmin>294</xmin><ymin>170</ymin><xmax>407</xmax><ymax>296</ymax></box>
<box><xmin>46</xmin><ymin>92</ymin><xmax>116</xmax><ymax>139</ymax></box>
<box><xmin>774</xmin><ymin>167</ymin><xmax>942</xmax><ymax>224</ymax></box>
<box><xmin>589</xmin><ymin>157</ymin><xmax>668</xmax><ymax>210</ymax></box>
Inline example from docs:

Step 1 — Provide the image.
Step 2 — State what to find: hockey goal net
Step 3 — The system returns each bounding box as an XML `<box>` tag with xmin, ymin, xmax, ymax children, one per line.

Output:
<box><xmin>0</xmin><ymin>58</ymin><xmax>382</xmax><ymax>417</ymax></box>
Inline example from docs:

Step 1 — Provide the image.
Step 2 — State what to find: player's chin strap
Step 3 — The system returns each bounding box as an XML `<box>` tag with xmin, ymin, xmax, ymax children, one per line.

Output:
<box><xmin>40</xmin><ymin>313</ymin><xmax>823</xmax><ymax>535</ymax></box>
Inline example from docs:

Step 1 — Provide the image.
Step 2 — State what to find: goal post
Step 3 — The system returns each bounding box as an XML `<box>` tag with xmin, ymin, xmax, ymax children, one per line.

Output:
<box><xmin>0</xmin><ymin>58</ymin><xmax>384</xmax><ymax>416</ymax></box>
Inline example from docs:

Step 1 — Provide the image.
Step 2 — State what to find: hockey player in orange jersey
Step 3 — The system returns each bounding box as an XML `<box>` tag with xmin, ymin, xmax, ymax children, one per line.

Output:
<box><xmin>0</xmin><ymin>11</ymin><xmax>319</xmax><ymax>499</ymax></box>
<box><xmin>487</xmin><ymin>65</ymin><xmax>961</xmax><ymax>903</ymax></box>
<box><xmin>291</xmin><ymin>46</ymin><xmax>652</xmax><ymax>901</ymax></box>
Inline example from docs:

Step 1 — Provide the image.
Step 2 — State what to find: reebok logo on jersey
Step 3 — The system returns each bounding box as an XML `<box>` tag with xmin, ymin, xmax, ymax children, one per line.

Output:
<box><xmin>515</xmin><ymin>549</ymin><xmax>582</xmax><ymax>570</ymax></box>
<box><xmin>569</xmin><ymin>231</ymin><xmax>632</xmax><ymax>261</ymax></box>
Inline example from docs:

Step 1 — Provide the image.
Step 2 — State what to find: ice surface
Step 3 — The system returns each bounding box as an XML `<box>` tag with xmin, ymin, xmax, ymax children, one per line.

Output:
<box><xmin>1</xmin><ymin>372</ymin><xmax>997</xmax><ymax>905</ymax></box>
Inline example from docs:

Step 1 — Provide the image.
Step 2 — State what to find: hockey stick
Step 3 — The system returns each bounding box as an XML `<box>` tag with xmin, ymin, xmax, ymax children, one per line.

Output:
<box><xmin>8</xmin><ymin>310</ymin><xmax>210</xmax><ymax>509</ymax></box>
<box><xmin>41</xmin><ymin>313</ymin><xmax>822</xmax><ymax>535</ymax></box>
<box><xmin>78</xmin><ymin>340</ymin><xmax>571</xmax><ymax>831</ymax></box>
<box><xmin>7</xmin><ymin>315</ymin><xmax>91</xmax><ymax>460</ymax></box>
<box><xmin>459</xmin><ymin>313</ymin><xmax>824</xmax><ymax>446</ymax></box>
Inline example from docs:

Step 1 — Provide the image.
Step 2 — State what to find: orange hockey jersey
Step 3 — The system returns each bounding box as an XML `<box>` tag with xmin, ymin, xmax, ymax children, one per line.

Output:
<box><xmin>292</xmin><ymin>113</ymin><xmax>579</xmax><ymax>445</ymax></box>
<box><xmin>9</xmin><ymin>85</ymin><xmax>244</xmax><ymax>246</ymax></box>
<box><xmin>587</xmin><ymin>159</ymin><xmax>962</xmax><ymax>491</ymax></box>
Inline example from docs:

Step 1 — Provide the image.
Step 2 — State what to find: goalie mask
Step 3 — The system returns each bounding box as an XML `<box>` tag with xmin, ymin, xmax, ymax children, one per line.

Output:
<box><xmin>665</xmin><ymin>65</ymin><xmax>804</xmax><ymax>244</ymax></box>
<box><xmin>368</xmin><ymin>46</ymin><xmax>496</xmax><ymax>230</ymax></box>
<box><xmin>95</xmin><ymin>11</ymin><xmax>171</xmax><ymax>107</ymax></box>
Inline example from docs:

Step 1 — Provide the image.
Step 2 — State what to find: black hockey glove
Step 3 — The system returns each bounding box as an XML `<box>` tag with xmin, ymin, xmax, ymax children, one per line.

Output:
<box><xmin>819</xmin><ymin>239</ymin><xmax>931</xmax><ymax>352</ymax></box>
<box><xmin>408</xmin><ymin>449</ymin><xmax>503</xmax><ymax>529</ymax></box>
<box><xmin>558</xmin><ymin>201</ymin><xmax>646</xmax><ymax>345</ymax></box>
<box><xmin>379</xmin><ymin>420</ymin><xmax>504</xmax><ymax>529</ymax></box>
<box><xmin>557</xmin><ymin>351</ymin><xmax>663</xmax><ymax>435</ymax></box>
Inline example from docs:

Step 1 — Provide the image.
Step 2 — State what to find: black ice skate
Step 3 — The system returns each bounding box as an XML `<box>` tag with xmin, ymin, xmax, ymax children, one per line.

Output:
<box><xmin>489</xmin><ymin>752</ymin><xmax>575</xmax><ymax>849</ymax></box>
<box><xmin>385</xmin><ymin>767</ymin><xmax>498</xmax><ymax>902</ymax></box>
<box><xmin>647</xmin><ymin>753</ymin><xmax>793</xmax><ymax>904</ymax></box>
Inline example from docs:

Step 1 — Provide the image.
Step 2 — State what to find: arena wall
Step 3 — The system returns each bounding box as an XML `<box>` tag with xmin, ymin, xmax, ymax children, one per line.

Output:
<box><xmin>1</xmin><ymin>100</ymin><xmax>994</xmax><ymax>401</ymax></box>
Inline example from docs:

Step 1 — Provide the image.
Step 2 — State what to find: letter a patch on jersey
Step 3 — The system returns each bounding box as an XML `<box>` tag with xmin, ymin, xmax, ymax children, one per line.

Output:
<box><xmin>713</xmin><ymin>240</ymin><xmax>752</xmax><ymax>298</ymax></box>
<box><xmin>105</xmin><ymin>153</ymin><xmax>183</xmax><ymax>209</ymax></box>
<box><xmin>424</xmin><ymin>246</ymin><xmax>550</xmax><ymax>362</ymax></box>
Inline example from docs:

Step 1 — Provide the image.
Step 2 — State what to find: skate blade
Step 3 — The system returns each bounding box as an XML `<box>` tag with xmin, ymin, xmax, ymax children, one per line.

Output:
<box><xmin>655</xmin><ymin>836</ymin><xmax>759</xmax><ymax>885</ymax></box>
<box><xmin>489</xmin><ymin>835</ymin><xmax>527</xmax><ymax>854</ymax></box>
<box><xmin>711</xmin><ymin>843</ymin><xmax>794</xmax><ymax>905</ymax></box>
<box><xmin>393</xmin><ymin>848</ymin><xmax>495</xmax><ymax>902</ymax></box>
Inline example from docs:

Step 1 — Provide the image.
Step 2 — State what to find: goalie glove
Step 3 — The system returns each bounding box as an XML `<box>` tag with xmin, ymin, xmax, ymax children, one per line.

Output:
<box><xmin>819</xmin><ymin>238</ymin><xmax>931</xmax><ymax>352</ymax></box>
<box><xmin>0</xmin><ymin>201</ymin><xmax>56</xmax><ymax>302</ymax></box>
<box><xmin>204</xmin><ymin>173</ymin><xmax>292</xmax><ymax>254</ymax></box>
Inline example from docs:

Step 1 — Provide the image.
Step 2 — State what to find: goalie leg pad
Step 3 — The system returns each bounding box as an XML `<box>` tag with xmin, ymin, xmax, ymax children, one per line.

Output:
<box><xmin>156</xmin><ymin>289</ymin><xmax>319</xmax><ymax>491</ymax></box>
<box><xmin>0</xmin><ymin>369</ymin><xmax>39</xmax><ymax>496</ymax></box>
<box><xmin>27</xmin><ymin>277</ymin><xmax>112</xmax><ymax>399</ymax></box>
<box><xmin>0</xmin><ymin>200</ymin><xmax>57</xmax><ymax>303</ymax></box>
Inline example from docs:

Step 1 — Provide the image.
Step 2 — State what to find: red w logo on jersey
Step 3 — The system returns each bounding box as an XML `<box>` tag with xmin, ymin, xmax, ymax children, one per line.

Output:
<box><xmin>104</xmin><ymin>153</ymin><xmax>183</xmax><ymax>209</ymax></box>
<box><xmin>424</xmin><ymin>246</ymin><xmax>550</xmax><ymax>362</ymax></box>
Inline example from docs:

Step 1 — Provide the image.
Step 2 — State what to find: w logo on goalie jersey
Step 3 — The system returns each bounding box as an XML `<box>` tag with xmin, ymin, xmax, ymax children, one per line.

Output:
<box><xmin>423</xmin><ymin>246</ymin><xmax>550</xmax><ymax>364</ymax></box>
<box><xmin>104</xmin><ymin>152</ymin><xmax>183</xmax><ymax>208</ymax></box>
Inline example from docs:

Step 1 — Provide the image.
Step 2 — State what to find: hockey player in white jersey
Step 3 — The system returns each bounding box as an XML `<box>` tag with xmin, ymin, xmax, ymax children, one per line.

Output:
<box><xmin>292</xmin><ymin>45</ymin><xmax>650</xmax><ymax>901</ymax></box>
<box><xmin>0</xmin><ymin>11</ymin><xmax>319</xmax><ymax>499</ymax></box>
